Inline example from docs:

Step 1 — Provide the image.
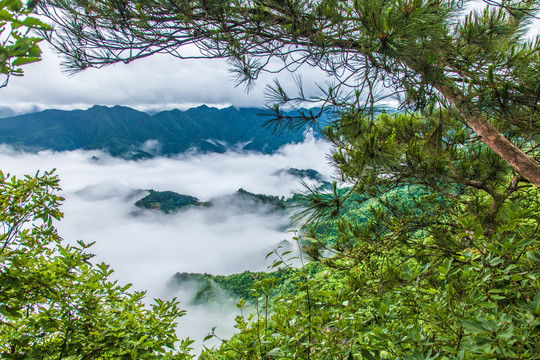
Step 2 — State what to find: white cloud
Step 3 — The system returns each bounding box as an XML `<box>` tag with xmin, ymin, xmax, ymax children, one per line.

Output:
<box><xmin>0</xmin><ymin>44</ymin><xmax>330</xmax><ymax>113</ymax></box>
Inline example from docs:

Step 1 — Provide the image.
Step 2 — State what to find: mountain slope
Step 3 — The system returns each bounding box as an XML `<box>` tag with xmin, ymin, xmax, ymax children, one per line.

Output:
<box><xmin>0</xmin><ymin>105</ymin><xmax>315</xmax><ymax>157</ymax></box>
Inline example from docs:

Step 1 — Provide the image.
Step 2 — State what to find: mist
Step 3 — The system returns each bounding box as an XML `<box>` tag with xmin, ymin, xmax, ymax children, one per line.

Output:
<box><xmin>0</xmin><ymin>135</ymin><xmax>333</xmax><ymax>352</ymax></box>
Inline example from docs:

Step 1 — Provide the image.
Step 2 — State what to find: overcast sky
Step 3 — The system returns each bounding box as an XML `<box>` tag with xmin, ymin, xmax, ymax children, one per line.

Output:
<box><xmin>1</xmin><ymin>4</ymin><xmax>537</xmax><ymax>115</ymax></box>
<box><xmin>0</xmin><ymin>43</ymin><xmax>331</xmax><ymax>114</ymax></box>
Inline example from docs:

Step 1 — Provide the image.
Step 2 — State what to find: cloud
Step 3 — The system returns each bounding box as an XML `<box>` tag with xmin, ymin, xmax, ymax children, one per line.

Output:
<box><xmin>0</xmin><ymin>138</ymin><xmax>333</xmax><ymax>352</ymax></box>
<box><xmin>0</xmin><ymin>45</ymin><xmax>330</xmax><ymax>113</ymax></box>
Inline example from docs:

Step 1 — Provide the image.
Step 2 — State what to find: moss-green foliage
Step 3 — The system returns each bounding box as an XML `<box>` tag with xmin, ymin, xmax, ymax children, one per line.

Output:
<box><xmin>135</xmin><ymin>190</ymin><xmax>201</xmax><ymax>213</ymax></box>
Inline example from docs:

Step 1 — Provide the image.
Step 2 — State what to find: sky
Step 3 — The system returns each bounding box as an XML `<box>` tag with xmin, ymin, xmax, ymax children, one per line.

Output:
<box><xmin>0</xmin><ymin>44</ymin><xmax>330</xmax><ymax>115</ymax></box>
<box><xmin>0</xmin><ymin>2</ymin><xmax>537</xmax><ymax>115</ymax></box>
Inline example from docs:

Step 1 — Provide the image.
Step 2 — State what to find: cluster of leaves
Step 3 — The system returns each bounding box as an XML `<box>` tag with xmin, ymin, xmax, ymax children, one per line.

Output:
<box><xmin>0</xmin><ymin>170</ymin><xmax>194</xmax><ymax>359</ymax></box>
<box><xmin>201</xmin><ymin>110</ymin><xmax>539</xmax><ymax>359</ymax></box>
<box><xmin>0</xmin><ymin>0</ymin><xmax>49</xmax><ymax>87</ymax></box>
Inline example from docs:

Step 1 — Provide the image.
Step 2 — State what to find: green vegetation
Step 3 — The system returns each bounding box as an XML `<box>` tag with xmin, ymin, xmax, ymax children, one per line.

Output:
<box><xmin>170</xmin><ymin>271</ymin><xmax>288</xmax><ymax>305</ymax></box>
<box><xmin>0</xmin><ymin>0</ymin><xmax>49</xmax><ymax>87</ymax></box>
<box><xmin>2</xmin><ymin>0</ymin><xmax>539</xmax><ymax>358</ymax></box>
<box><xmin>135</xmin><ymin>190</ymin><xmax>201</xmax><ymax>213</ymax></box>
<box><xmin>135</xmin><ymin>188</ymin><xmax>290</xmax><ymax>214</ymax></box>
<box><xmin>276</xmin><ymin>168</ymin><xmax>324</xmax><ymax>182</ymax></box>
<box><xmin>0</xmin><ymin>171</ymin><xmax>193</xmax><ymax>359</ymax></box>
<box><xmin>171</xmin><ymin>261</ymin><xmax>326</xmax><ymax>306</ymax></box>
<box><xmin>200</xmin><ymin>110</ymin><xmax>540</xmax><ymax>359</ymax></box>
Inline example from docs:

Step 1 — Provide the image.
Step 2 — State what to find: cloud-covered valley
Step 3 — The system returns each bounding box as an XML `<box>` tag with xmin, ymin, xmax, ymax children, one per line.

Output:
<box><xmin>0</xmin><ymin>136</ymin><xmax>333</xmax><ymax>351</ymax></box>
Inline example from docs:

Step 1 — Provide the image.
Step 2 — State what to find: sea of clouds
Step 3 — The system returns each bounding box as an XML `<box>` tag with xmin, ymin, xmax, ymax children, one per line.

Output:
<box><xmin>0</xmin><ymin>134</ymin><xmax>334</xmax><ymax>352</ymax></box>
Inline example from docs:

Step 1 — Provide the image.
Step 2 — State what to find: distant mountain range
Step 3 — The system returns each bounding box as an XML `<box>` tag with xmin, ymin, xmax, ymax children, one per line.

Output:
<box><xmin>0</xmin><ymin>105</ymin><xmax>323</xmax><ymax>158</ymax></box>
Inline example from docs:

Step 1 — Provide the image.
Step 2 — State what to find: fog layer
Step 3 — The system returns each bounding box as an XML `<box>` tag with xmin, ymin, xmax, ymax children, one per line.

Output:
<box><xmin>0</xmin><ymin>136</ymin><xmax>332</xmax><ymax>352</ymax></box>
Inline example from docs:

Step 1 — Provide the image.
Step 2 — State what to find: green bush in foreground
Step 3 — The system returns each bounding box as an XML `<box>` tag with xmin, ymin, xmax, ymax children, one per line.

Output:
<box><xmin>0</xmin><ymin>170</ymin><xmax>193</xmax><ymax>359</ymax></box>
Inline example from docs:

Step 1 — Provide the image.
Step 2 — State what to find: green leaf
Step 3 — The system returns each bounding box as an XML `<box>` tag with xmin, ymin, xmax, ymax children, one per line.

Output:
<box><xmin>360</xmin><ymin>349</ymin><xmax>377</xmax><ymax>360</ymax></box>
<box><xmin>378</xmin><ymin>302</ymin><xmax>388</xmax><ymax>317</ymax></box>
<box><xmin>21</xmin><ymin>16</ymin><xmax>50</xmax><ymax>29</ymax></box>
<box><xmin>533</xmin><ymin>292</ymin><xmax>540</xmax><ymax>315</ymax></box>
<box><xmin>461</xmin><ymin>319</ymin><xmax>490</xmax><ymax>334</ymax></box>
<box><xmin>11</xmin><ymin>56</ymin><xmax>40</xmax><ymax>66</ymax></box>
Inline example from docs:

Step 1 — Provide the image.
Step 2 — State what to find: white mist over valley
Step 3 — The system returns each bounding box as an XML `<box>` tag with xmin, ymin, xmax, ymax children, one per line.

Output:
<box><xmin>0</xmin><ymin>135</ymin><xmax>333</xmax><ymax>351</ymax></box>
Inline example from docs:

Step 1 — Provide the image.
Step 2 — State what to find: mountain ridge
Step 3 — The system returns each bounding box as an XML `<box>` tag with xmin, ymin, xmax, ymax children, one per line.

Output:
<box><xmin>0</xmin><ymin>105</ymin><xmax>320</xmax><ymax>158</ymax></box>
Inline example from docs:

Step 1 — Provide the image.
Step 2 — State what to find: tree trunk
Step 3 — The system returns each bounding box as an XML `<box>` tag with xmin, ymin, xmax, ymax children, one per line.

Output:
<box><xmin>438</xmin><ymin>84</ymin><xmax>540</xmax><ymax>188</ymax></box>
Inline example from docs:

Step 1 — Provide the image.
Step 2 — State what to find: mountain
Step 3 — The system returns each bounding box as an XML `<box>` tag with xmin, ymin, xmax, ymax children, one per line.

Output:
<box><xmin>0</xmin><ymin>105</ymin><xmax>321</xmax><ymax>157</ymax></box>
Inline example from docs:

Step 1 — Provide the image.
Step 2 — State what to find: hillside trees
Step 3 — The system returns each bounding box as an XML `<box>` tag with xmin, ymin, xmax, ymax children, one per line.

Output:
<box><xmin>0</xmin><ymin>170</ymin><xmax>193</xmax><ymax>359</ymax></box>
<box><xmin>39</xmin><ymin>0</ymin><xmax>540</xmax><ymax>186</ymax></box>
<box><xmin>0</xmin><ymin>0</ymin><xmax>50</xmax><ymax>87</ymax></box>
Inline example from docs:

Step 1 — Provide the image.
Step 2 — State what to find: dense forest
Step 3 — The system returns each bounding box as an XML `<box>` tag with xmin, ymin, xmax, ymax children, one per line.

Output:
<box><xmin>133</xmin><ymin>173</ymin><xmax>328</xmax><ymax>214</ymax></box>
<box><xmin>135</xmin><ymin>190</ymin><xmax>202</xmax><ymax>213</ymax></box>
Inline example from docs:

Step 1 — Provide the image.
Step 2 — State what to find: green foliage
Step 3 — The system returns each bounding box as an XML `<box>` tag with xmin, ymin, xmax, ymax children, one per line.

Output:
<box><xmin>0</xmin><ymin>0</ymin><xmax>49</xmax><ymax>87</ymax></box>
<box><xmin>170</xmin><ymin>271</ymin><xmax>283</xmax><ymax>305</ymax></box>
<box><xmin>202</xmin><ymin>110</ymin><xmax>540</xmax><ymax>359</ymax></box>
<box><xmin>276</xmin><ymin>168</ymin><xmax>324</xmax><ymax>182</ymax></box>
<box><xmin>0</xmin><ymin>170</ymin><xmax>194</xmax><ymax>359</ymax></box>
<box><xmin>32</xmin><ymin>0</ymin><xmax>540</xmax><ymax>357</ymax></box>
<box><xmin>136</xmin><ymin>190</ymin><xmax>201</xmax><ymax>213</ymax></box>
<box><xmin>171</xmin><ymin>262</ymin><xmax>324</xmax><ymax>306</ymax></box>
<box><xmin>134</xmin><ymin>187</ymin><xmax>294</xmax><ymax>215</ymax></box>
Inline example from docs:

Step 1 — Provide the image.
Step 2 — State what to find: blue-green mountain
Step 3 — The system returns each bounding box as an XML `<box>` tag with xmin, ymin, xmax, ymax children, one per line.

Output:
<box><xmin>0</xmin><ymin>105</ymin><xmax>319</xmax><ymax>157</ymax></box>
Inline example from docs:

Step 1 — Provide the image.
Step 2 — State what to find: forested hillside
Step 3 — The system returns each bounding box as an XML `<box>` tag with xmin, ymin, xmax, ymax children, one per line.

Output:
<box><xmin>198</xmin><ymin>111</ymin><xmax>540</xmax><ymax>360</ymax></box>
<box><xmin>0</xmin><ymin>105</ymin><xmax>313</xmax><ymax>157</ymax></box>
